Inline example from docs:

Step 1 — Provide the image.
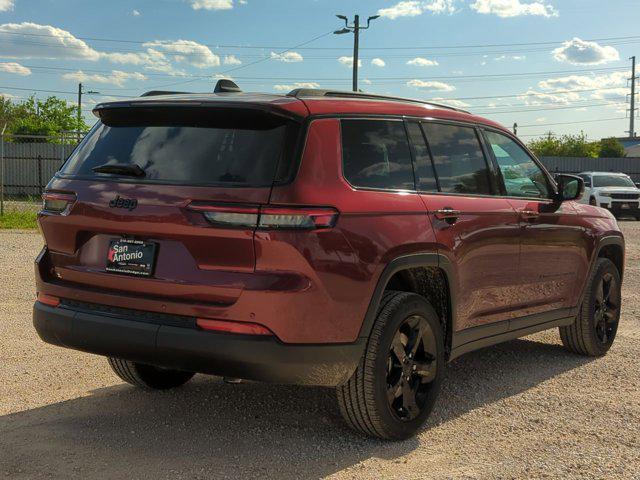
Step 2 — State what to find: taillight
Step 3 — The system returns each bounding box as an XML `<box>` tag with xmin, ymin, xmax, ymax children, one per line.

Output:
<box><xmin>259</xmin><ymin>207</ymin><xmax>338</xmax><ymax>230</ymax></box>
<box><xmin>37</xmin><ymin>292</ymin><xmax>60</xmax><ymax>307</ymax></box>
<box><xmin>187</xmin><ymin>203</ymin><xmax>338</xmax><ymax>230</ymax></box>
<box><xmin>41</xmin><ymin>192</ymin><xmax>76</xmax><ymax>215</ymax></box>
<box><xmin>196</xmin><ymin>318</ymin><xmax>273</xmax><ymax>336</ymax></box>
<box><xmin>188</xmin><ymin>203</ymin><xmax>259</xmax><ymax>228</ymax></box>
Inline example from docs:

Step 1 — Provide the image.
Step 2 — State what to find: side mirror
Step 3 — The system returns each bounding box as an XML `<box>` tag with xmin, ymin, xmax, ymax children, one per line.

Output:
<box><xmin>554</xmin><ymin>174</ymin><xmax>584</xmax><ymax>203</ymax></box>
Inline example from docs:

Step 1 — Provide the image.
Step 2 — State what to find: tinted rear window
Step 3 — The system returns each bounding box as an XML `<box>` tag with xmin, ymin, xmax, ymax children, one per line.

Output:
<box><xmin>341</xmin><ymin>119</ymin><xmax>415</xmax><ymax>190</ymax></box>
<box><xmin>61</xmin><ymin>107</ymin><xmax>299</xmax><ymax>187</ymax></box>
<box><xmin>422</xmin><ymin>123</ymin><xmax>492</xmax><ymax>195</ymax></box>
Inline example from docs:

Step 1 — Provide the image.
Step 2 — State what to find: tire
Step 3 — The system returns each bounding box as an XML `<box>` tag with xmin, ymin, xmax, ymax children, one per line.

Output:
<box><xmin>589</xmin><ymin>197</ymin><xmax>597</xmax><ymax>206</ymax></box>
<box><xmin>560</xmin><ymin>258</ymin><xmax>621</xmax><ymax>357</ymax></box>
<box><xmin>108</xmin><ymin>357</ymin><xmax>195</xmax><ymax>390</ymax></box>
<box><xmin>336</xmin><ymin>291</ymin><xmax>444</xmax><ymax>440</ymax></box>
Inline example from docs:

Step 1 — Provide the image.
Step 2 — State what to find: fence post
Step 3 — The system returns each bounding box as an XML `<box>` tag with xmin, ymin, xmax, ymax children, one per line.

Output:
<box><xmin>1</xmin><ymin>124</ymin><xmax>6</xmax><ymax>216</ymax></box>
<box><xmin>37</xmin><ymin>154</ymin><xmax>43</xmax><ymax>195</ymax></box>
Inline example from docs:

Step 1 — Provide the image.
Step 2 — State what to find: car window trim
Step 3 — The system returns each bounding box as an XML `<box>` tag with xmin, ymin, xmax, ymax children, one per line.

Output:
<box><xmin>479</xmin><ymin>126</ymin><xmax>557</xmax><ymax>202</ymax></box>
<box><xmin>404</xmin><ymin>120</ymin><xmax>441</xmax><ymax>193</ymax></box>
<box><xmin>338</xmin><ymin>117</ymin><xmax>418</xmax><ymax>194</ymax></box>
<box><xmin>417</xmin><ymin>119</ymin><xmax>497</xmax><ymax>197</ymax></box>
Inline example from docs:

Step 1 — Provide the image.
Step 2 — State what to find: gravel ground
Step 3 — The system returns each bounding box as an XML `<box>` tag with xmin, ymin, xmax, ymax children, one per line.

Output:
<box><xmin>1</xmin><ymin>224</ymin><xmax>639</xmax><ymax>480</ymax></box>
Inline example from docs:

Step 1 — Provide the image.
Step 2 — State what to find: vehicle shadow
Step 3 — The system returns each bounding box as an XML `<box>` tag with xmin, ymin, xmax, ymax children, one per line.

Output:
<box><xmin>0</xmin><ymin>335</ymin><xmax>594</xmax><ymax>480</ymax></box>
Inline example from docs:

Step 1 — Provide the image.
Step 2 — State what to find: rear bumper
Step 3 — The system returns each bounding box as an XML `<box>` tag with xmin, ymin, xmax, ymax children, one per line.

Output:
<box><xmin>33</xmin><ymin>301</ymin><xmax>364</xmax><ymax>387</ymax></box>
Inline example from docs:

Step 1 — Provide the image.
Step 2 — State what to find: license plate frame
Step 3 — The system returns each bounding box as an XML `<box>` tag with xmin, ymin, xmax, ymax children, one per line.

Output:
<box><xmin>106</xmin><ymin>238</ymin><xmax>158</xmax><ymax>277</ymax></box>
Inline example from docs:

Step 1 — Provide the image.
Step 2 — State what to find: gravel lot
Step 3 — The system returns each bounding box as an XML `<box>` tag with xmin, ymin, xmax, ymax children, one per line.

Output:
<box><xmin>1</xmin><ymin>224</ymin><xmax>639</xmax><ymax>480</ymax></box>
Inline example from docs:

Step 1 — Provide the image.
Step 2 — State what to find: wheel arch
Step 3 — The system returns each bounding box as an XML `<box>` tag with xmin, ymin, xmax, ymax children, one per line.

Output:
<box><xmin>596</xmin><ymin>236</ymin><xmax>625</xmax><ymax>280</ymax></box>
<box><xmin>358</xmin><ymin>253</ymin><xmax>457</xmax><ymax>359</ymax></box>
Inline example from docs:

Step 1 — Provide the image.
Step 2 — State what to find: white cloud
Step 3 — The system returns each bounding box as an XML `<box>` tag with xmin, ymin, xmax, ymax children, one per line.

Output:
<box><xmin>538</xmin><ymin>71</ymin><xmax>628</xmax><ymax>91</ymax></box>
<box><xmin>494</xmin><ymin>55</ymin><xmax>526</xmax><ymax>61</ymax></box>
<box><xmin>223</xmin><ymin>55</ymin><xmax>242</xmax><ymax>66</ymax></box>
<box><xmin>431</xmin><ymin>97</ymin><xmax>470</xmax><ymax>108</ymax></box>
<box><xmin>132</xmin><ymin>9</ymin><xmax>141</xmax><ymax>16</ymax></box>
<box><xmin>273</xmin><ymin>82</ymin><xmax>320</xmax><ymax>92</ymax></box>
<box><xmin>407</xmin><ymin>57</ymin><xmax>439</xmax><ymax>67</ymax></box>
<box><xmin>270</xmin><ymin>51</ymin><xmax>303</xmax><ymax>63</ymax></box>
<box><xmin>378</xmin><ymin>0</ymin><xmax>456</xmax><ymax>19</ymax></box>
<box><xmin>470</xmin><ymin>0</ymin><xmax>558</xmax><ymax>17</ymax></box>
<box><xmin>407</xmin><ymin>79</ymin><xmax>455</xmax><ymax>91</ymax></box>
<box><xmin>0</xmin><ymin>22</ymin><xmax>101</xmax><ymax>60</ymax></box>
<box><xmin>371</xmin><ymin>58</ymin><xmax>386</xmax><ymax>67</ymax></box>
<box><xmin>0</xmin><ymin>62</ymin><xmax>31</xmax><ymax>76</ymax></box>
<box><xmin>0</xmin><ymin>0</ymin><xmax>14</xmax><ymax>12</ymax></box>
<box><xmin>189</xmin><ymin>0</ymin><xmax>234</xmax><ymax>10</ymax></box>
<box><xmin>552</xmin><ymin>38</ymin><xmax>620</xmax><ymax>65</ymax></box>
<box><xmin>363</xmin><ymin>79</ymin><xmax>372</xmax><ymax>85</ymax></box>
<box><xmin>62</xmin><ymin>70</ymin><xmax>147</xmax><ymax>87</ymax></box>
<box><xmin>338</xmin><ymin>56</ymin><xmax>362</xmax><ymax>68</ymax></box>
<box><xmin>143</xmin><ymin>40</ymin><xmax>220</xmax><ymax>68</ymax></box>
<box><xmin>517</xmin><ymin>88</ymin><xmax>581</xmax><ymax>106</ymax></box>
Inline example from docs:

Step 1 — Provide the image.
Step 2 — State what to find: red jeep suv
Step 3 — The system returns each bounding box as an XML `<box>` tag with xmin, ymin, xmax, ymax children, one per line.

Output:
<box><xmin>33</xmin><ymin>85</ymin><xmax>624</xmax><ymax>440</ymax></box>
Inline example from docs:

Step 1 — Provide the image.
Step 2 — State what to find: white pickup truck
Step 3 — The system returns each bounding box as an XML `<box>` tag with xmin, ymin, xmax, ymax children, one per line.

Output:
<box><xmin>578</xmin><ymin>171</ymin><xmax>640</xmax><ymax>220</ymax></box>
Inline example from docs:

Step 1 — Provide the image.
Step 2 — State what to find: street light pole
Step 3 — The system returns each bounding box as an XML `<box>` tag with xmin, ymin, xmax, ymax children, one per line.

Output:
<box><xmin>334</xmin><ymin>14</ymin><xmax>379</xmax><ymax>92</ymax></box>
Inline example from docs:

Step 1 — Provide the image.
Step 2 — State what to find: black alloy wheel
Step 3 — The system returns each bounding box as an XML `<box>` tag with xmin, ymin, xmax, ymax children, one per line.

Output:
<box><xmin>386</xmin><ymin>315</ymin><xmax>438</xmax><ymax>421</ymax></box>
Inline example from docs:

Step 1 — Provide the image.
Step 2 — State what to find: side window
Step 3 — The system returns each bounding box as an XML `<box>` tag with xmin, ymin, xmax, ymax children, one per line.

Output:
<box><xmin>579</xmin><ymin>174</ymin><xmax>592</xmax><ymax>187</ymax></box>
<box><xmin>484</xmin><ymin>131</ymin><xmax>550</xmax><ymax>199</ymax></box>
<box><xmin>421</xmin><ymin>123</ymin><xmax>492</xmax><ymax>195</ymax></box>
<box><xmin>405</xmin><ymin>121</ymin><xmax>438</xmax><ymax>192</ymax></box>
<box><xmin>341</xmin><ymin>119</ymin><xmax>415</xmax><ymax>190</ymax></box>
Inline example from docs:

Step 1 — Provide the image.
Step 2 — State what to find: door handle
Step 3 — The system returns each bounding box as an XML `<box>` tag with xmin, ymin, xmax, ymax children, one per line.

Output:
<box><xmin>520</xmin><ymin>209</ymin><xmax>540</xmax><ymax>221</ymax></box>
<box><xmin>434</xmin><ymin>208</ymin><xmax>461</xmax><ymax>224</ymax></box>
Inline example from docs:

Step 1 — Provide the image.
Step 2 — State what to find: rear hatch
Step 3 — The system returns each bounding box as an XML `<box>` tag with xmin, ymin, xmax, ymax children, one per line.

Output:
<box><xmin>38</xmin><ymin>102</ymin><xmax>302</xmax><ymax>305</ymax></box>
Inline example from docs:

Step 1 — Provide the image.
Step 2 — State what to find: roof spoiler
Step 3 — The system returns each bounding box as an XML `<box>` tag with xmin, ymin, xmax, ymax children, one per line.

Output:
<box><xmin>139</xmin><ymin>80</ymin><xmax>242</xmax><ymax>98</ymax></box>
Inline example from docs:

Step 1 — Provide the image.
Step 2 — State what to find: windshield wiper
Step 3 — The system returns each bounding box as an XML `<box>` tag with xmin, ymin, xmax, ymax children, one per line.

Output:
<box><xmin>92</xmin><ymin>163</ymin><xmax>146</xmax><ymax>177</ymax></box>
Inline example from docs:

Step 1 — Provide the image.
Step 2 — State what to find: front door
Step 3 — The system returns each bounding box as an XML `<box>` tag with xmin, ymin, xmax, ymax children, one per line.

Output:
<box><xmin>407</xmin><ymin>120</ymin><xmax>521</xmax><ymax>336</ymax></box>
<box><xmin>482</xmin><ymin>129</ymin><xmax>587</xmax><ymax>318</ymax></box>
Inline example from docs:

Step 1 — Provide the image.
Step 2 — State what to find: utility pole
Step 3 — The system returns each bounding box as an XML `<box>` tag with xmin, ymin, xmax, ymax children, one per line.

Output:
<box><xmin>77</xmin><ymin>83</ymin><xmax>83</xmax><ymax>136</ymax></box>
<box><xmin>630</xmin><ymin>56</ymin><xmax>636</xmax><ymax>138</ymax></box>
<box><xmin>76</xmin><ymin>83</ymin><xmax>99</xmax><ymax>141</ymax></box>
<box><xmin>334</xmin><ymin>14</ymin><xmax>380</xmax><ymax>92</ymax></box>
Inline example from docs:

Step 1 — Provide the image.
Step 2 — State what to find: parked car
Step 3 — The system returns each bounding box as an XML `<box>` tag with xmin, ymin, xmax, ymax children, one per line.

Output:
<box><xmin>33</xmin><ymin>84</ymin><xmax>625</xmax><ymax>440</ymax></box>
<box><xmin>578</xmin><ymin>171</ymin><xmax>640</xmax><ymax>220</ymax></box>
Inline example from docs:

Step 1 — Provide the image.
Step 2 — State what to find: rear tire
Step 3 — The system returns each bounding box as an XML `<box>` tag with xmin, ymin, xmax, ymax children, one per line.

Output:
<box><xmin>560</xmin><ymin>258</ymin><xmax>621</xmax><ymax>357</ymax></box>
<box><xmin>336</xmin><ymin>291</ymin><xmax>444</xmax><ymax>440</ymax></box>
<box><xmin>108</xmin><ymin>357</ymin><xmax>195</xmax><ymax>390</ymax></box>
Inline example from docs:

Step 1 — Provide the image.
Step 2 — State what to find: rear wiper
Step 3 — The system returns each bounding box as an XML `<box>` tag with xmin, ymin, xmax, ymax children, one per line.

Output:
<box><xmin>92</xmin><ymin>163</ymin><xmax>146</xmax><ymax>177</ymax></box>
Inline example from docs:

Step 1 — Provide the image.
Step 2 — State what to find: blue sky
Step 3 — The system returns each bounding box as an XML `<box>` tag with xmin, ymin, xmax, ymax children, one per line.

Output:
<box><xmin>0</xmin><ymin>0</ymin><xmax>638</xmax><ymax>140</ymax></box>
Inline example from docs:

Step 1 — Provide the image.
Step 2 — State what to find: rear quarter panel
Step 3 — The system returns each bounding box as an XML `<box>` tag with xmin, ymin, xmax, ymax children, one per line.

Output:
<box><xmin>268</xmin><ymin>118</ymin><xmax>437</xmax><ymax>342</ymax></box>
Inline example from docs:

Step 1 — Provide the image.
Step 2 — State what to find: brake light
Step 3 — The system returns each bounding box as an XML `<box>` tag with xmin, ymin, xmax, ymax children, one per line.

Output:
<box><xmin>41</xmin><ymin>192</ymin><xmax>76</xmax><ymax>215</ymax></box>
<box><xmin>37</xmin><ymin>293</ymin><xmax>60</xmax><ymax>307</ymax></box>
<box><xmin>187</xmin><ymin>203</ymin><xmax>338</xmax><ymax>230</ymax></box>
<box><xmin>188</xmin><ymin>203</ymin><xmax>259</xmax><ymax>228</ymax></box>
<box><xmin>196</xmin><ymin>318</ymin><xmax>273</xmax><ymax>336</ymax></box>
<box><xmin>259</xmin><ymin>207</ymin><xmax>338</xmax><ymax>230</ymax></box>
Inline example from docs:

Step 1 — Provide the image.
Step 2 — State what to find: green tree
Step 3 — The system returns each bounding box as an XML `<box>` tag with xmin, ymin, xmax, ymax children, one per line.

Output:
<box><xmin>598</xmin><ymin>138</ymin><xmax>626</xmax><ymax>158</ymax></box>
<box><xmin>2</xmin><ymin>95</ymin><xmax>89</xmax><ymax>142</ymax></box>
<box><xmin>528</xmin><ymin>132</ymin><xmax>599</xmax><ymax>158</ymax></box>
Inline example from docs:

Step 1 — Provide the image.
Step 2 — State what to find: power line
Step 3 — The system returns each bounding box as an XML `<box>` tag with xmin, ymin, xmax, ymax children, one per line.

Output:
<box><xmin>0</xmin><ymin>28</ymin><xmax>638</xmax><ymax>50</ymax></box>
<box><xmin>518</xmin><ymin>117</ymin><xmax>627</xmax><ymax>128</ymax></box>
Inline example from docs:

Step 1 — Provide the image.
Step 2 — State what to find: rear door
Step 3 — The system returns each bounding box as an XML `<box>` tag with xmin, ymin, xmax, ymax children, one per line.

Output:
<box><xmin>481</xmin><ymin>129</ymin><xmax>587</xmax><ymax>317</ymax></box>
<box><xmin>408</xmin><ymin>120</ymin><xmax>521</xmax><ymax>335</ymax></box>
<box><xmin>39</xmin><ymin>105</ymin><xmax>300</xmax><ymax>304</ymax></box>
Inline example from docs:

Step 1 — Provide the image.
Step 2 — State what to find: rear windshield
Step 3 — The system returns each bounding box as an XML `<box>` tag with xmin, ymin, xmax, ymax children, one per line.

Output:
<box><xmin>592</xmin><ymin>175</ymin><xmax>635</xmax><ymax>188</ymax></box>
<box><xmin>60</xmin><ymin>107</ymin><xmax>300</xmax><ymax>187</ymax></box>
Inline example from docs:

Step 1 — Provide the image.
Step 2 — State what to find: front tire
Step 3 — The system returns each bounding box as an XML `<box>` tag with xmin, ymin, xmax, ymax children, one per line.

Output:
<box><xmin>108</xmin><ymin>357</ymin><xmax>195</xmax><ymax>390</ymax></box>
<box><xmin>336</xmin><ymin>291</ymin><xmax>444</xmax><ymax>440</ymax></box>
<box><xmin>560</xmin><ymin>258</ymin><xmax>621</xmax><ymax>356</ymax></box>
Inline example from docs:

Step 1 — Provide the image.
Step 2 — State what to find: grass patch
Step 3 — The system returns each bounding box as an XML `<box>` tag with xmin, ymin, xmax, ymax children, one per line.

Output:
<box><xmin>0</xmin><ymin>210</ymin><xmax>38</xmax><ymax>229</ymax></box>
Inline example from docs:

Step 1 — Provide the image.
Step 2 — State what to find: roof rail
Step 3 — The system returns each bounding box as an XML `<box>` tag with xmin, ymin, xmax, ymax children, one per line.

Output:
<box><xmin>286</xmin><ymin>88</ymin><xmax>470</xmax><ymax>114</ymax></box>
<box><xmin>140</xmin><ymin>90</ymin><xmax>191</xmax><ymax>97</ymax></box>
